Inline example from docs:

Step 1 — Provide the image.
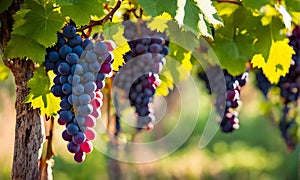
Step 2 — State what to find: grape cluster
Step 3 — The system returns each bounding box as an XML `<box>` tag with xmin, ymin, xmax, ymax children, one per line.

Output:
<box><xmin>44</xmin><ymin>24</ymin><xmax>113</xmax><ymax>162</ymax></box>
<box><xmin>198</xmin><ymin>66</ymin><xmax>249</xmax><ymax>132</ymax></box>
<box><xmin>115</xmin><ymin>21</ymin><xmax>169</xmax><ymax>130</ymax></box>
<box><xmin>254</xmin><ymin>26</ymin><xmax>300</xmax><ymax>150</ymax></box>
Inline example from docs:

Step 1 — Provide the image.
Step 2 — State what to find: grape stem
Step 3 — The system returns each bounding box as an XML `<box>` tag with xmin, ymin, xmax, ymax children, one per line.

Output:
<box><xmin>77</xmin><ymin>0</ymin><xmax>123</xmax><ymax>33</ymax></box>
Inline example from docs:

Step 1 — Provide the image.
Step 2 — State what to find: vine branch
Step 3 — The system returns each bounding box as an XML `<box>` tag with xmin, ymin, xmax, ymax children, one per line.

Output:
<box><xmin>77</xmin><ymin>0</ymin><xmax>122</xmax><ymax>33</ymax></box>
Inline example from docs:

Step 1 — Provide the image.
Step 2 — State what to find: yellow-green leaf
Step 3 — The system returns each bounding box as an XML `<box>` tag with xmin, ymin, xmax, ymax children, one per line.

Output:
<box><xmin>25</xmin><ymin>68</ymin><xmax>60</xmax><ymax>116</ymax></box>
<box><xmin>148</xmin><ymin>13</ymin><xmax>172</xmax><ymax>32</ymax></box>
<box><xmin>251</xmin><ymin>39</ymin><xmax>295</xmax><ymax>84</ymax></box>
<box><xmin>111</xmin><ymin>26</ymin><xmax>130</xmax><ymax>71</ymax></box>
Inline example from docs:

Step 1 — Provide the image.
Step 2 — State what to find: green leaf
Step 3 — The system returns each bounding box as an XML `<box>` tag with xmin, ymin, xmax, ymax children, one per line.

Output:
<box><xmin>166</xmin><ymin>21</ymin><xmax>199</xmax><ymax>51</ymax></box>
<box><xmin>181</xmin><ymin>0</ymin><xmax>201</xmax><ymax>36</ymax></box>
<box><xmin>0</xmin><ymin>0</ymin><xmax>13</xmax><ymax>14</ymax></box>
<box><xmin>5</xmin><ymin>34</ymin><xmax>46</xmax><ymax>64</ymax></box>
<box><xmin>211</xmin><ymin>36</ymin><xmax>247</xmax><ymax>75</ymax></box>
<box><xmin>25</xmin><ymin>69</ymin><xmax>60</xmax><ymax>116</ymax></box>
<box><xmin>242</xmin><ymin>0</ymin><xmax>269</xmax><ymax>10</ymax></box>
<box><xmin>285</xmin><ymin>0</ymin><xmax>300</xmax><ymax>12</ymax></box>
<box><xmin>136</xmin><ymin>0</ymin><xmax>177</xmax><ymax>17</ymax></box>
<box><xmin>254</xmin><ymin>17</ymin><xmax>285</xmax><ymax>60</ymax></box>
<box><xmin>56</xmin><ymin>0</ymin><xmax>105</xmax><ymax>26</ymax></box>
<box><xmin>27</xmin><ymin>67</ymin><xmax>50</xmax><ymax>98</ymax></box>
<box><xmin>138</xmin><ymin>0</ymin><xmax>222</xmax><ymax>38</ymax></box>
<box><xmin>12</xmin><ymin>0</ymin><xmax>64</xmax><ymax>47</ymax></box>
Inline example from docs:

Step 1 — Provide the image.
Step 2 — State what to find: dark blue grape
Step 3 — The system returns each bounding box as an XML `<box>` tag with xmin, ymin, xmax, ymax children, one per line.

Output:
<box><xmin>59</xmin><ymin>110</ymin><xmax>73</xmax><ymax>123</ymax></box>
<box><xmin>66</xmin><ymin>53</ymin><xmax>79</xmax><ymax>65</ymax></box>
<box><xmin>51</xmin><ymin>84</ymin><xmax>63</xmax><ymax>97</ymax></box>
<box><xmin>62</xmin><ymin>129</ymin><xmax>72</xmax><ymax>141</ymax></box>
<box><xmin>66</xmin><ymin>123</ymin><xmax>79</xmax><ymax>136</ymax></box>
<box><xmin>58</xmin><ymin>62</ymin><xmax>70</xmax><ymax>75</ymax></box>
<box><xmin>68</xmin><ymin>35</ymin><xmax>82</xmax><ymax>47</ymax></box>
<box><xmin>60</xmin><ymin>97</ymin><xmax>71</xmax><ymax>110</ymax></box>
<box><xmin>72</xmin><ymin>46</ymin><xmax>84</xmax><ymax>56</ymax></box>
<box><xmin>63</xmin><ymin>25</ymin><xmax>77</xmax><ymax>39</ymax></box>
<box><xmin>59</xmin><ymin>45</ymin><xmax>72</xmax><ymax>58</ymax></box>
<box><xmin>67</xmin><ymin>141</ymin><xmax>80</xmax><ymax>153</ymax></box>
<box><xmin>62</xmin><ymin>83</ymin><xmax>72</xmax><ymax>95</ymax></box>
<box><xmin>48</xmin><ymin>51</ymin><xmax>60</xmax><ymax>62</ymax></box>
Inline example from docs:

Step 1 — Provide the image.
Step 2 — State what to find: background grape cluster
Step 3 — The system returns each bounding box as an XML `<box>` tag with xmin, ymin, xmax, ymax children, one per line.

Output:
<box><xmin>255</xmin><ymin>26</ymin><xmax>300</xmax><ymax>150</ymax></box>
<box><xmin>113</xmin><ymin>21</ymin><xmax>169</xmax><ymax>131</ymax></box>
<box><xmin>44</xmin><ymin>24</ymin><xmax>113</xmax><ymax>162</ymax></box>
<box><xmin>198</xmin><ymin>65</ymin><xmax>249</xmax><ymax>132</ymax></box>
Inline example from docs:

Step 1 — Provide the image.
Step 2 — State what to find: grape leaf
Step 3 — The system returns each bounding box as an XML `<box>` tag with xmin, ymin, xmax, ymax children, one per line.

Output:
<box><xmin>242</xmin><ymin>0</ymin><xmax>269</xmax><ymax>10</ymax></box>
<box><xmin>103</xmin><ymin>24</ymin><xmax>130</xmax><ymax>71</ymax></box>
<box><xmin>27</xmin><ymin>67</ymin><xmax>50</xmax><ymax>98</ymax></box>
<box><xmin>166</xmin><ymin>21</ymin><xmax>199</xmax><ymax>51</ymax></box>
<box><xmin>0</xmin><ymin>0</ymin><xmax>13</xmax><ymax>14</ymax></box>
<box><xmin>251</xmin><ymin>39</ymin><xmax>295</xmax><ymax>84</ymax></box>
<box><xmin>56</xmin><ymin>0</ymin><xmax>105</xmax><ymax>26</ymax></box>
<box><xmin>148</xmin><ymin>13</ymin><xmax>172</xmax><ymax>32</ymax></box>
<box><xmin>136</xmin><ymin>0</ymin><xmax>177</xmax><ymax>17</ymax></box>
<box><xmin>26</xmin><ymin>93</ymin><xmax>60</xmax><ymax>116</ymax></box>
<box><xmin>285</xmin><ymin>0</ymin><xmax>300</xmax><ymax>12</ymax></box>
<box><xmin>211</xmin><ymin>36</ymin><xmax>248</xmax><ymax>75</ymax></box>
<box><xmin>12</xmin><ymin>0</ymin><xmax>64</xmax><ymax>47</ymax></box>
<box><xmin>254</xmin><ymin>17</ymin><xmax>286</xmax><ymax>60</ymax></box>
<box><xmin>208</xmin><ymin>7</ymin><xmax>256</xmax><ymax>75</ymax></box>
<box><xmin>5</xmin><ymin>34</ymin><xmax>46</xmax><ymax>64</ymax></box>
<box><xmin>138</xmin><ymin>0</ymin><xmax>222</xmax><ymax>38</ymax></box>
<box><xmin>25</xmin><ymin>69</ymin><xmax>60</xmax><ymax>116</ymax></box>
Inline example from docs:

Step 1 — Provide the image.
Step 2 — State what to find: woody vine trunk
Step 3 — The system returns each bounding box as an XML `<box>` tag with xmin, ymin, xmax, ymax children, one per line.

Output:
<box><xmin>1</xmin><ymin>1</ymin><xmax>45</xmax><ymax>179</ymax></box>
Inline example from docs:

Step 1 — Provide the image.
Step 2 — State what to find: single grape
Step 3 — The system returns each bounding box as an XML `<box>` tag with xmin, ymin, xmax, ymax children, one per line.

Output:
<box><xmin>48</xmin><ymin>51</ymin><xmax>60</xmax><ymax>62</ymax></box>
<box><xmin>62</xmin><ymin>83</ymin><xmax>72</xmax><ymax>95</ymax></box>
<box><xmin>72</xmin><ymin>46</ymin><xmax>84</xmax><ymax>56</ymax></box>
<box><xmin>51</xmin><ymin>84</ymin><xmax>63</xmax><ymax>97</ymax></box>
<box><xmin>82</xmin><ymin>72</ymin><xmax>95</xmax><ymax>83</ymax></box>
<box><xmin>59</xmin><ymin>110</ymin><xmax>73</xmax><ymax>123</ymax></box>
<box><xmin>60</xmin><ymin>97</ymin><xmax>71</xmax><ymax>110</ymax></box>
<box><xmin>78</xmin><ymin>104</ymin><xmax>93</xmax><ymax>116</ymax></box>
<box><xmin>67</xmin><ymin>141</ymin><xmax>80</xmax><ymax>153</ymax></box>
<box><xmin>62</xmin><ymin>129</ymin><xmax>72</xmax><ymax>141</ymax></box>
<box><xmin>88</xmin><ymin>61</ymin><xmax>101</xmax><ymax>73</ymax></box>
<box><xmin>71</xmin><ymin>64</ymin><xmax>84</xmax><ymax>75</ymax></box>
<box><xmin>84</xmin><ymin>82</ymin><xmax>97</xmax><ymax>94</ymax></box>
<box><xmin>72</xmin><ymin>132</ymin><xmax>86</xmax><ymax>145</ymax></box>
<box><xmin>66</xmin><ymin>123</ymin><xmax>79</xmax><ymax>136</ymax></box>
<box><xmin>63</xmin><ymin>25</ymin><xmax>77</xmax><ymax>39</ymax></box>
<box><xmin>58</xmin><ymin>62</ymin><xmax>71</xmax><ymax>75</ymax></box>
<box><xmin>74</xmin><ymin>150</ymin><xmax>86</xmax><ymax>163</ymax></box>
<box><xmin>79</xmin><ymin>94</ymin><xmax>91</xmax><ymax>105</ymax></box>
<box><xmin>85</xmin><ymin>51</ymin><xmax>98</xmax><ymax>63</ymax></box>
<box><xmin>80</xmin><ymin>141</ymin><xmax>93</xmax><ymax>153</ymax></box>
<box><xmin>94</xmin><ymin>42</ymin><xmax>107</xmax><ymax>55</ymax></box>
<box><xmin>59</xmin><ymin>45</ymin><xmax>72</xmax><ymax>58</ymax></box>
<box><xmin>100</xmin><ymin>63</ymin><xmax>112</xmax><ymax>74</ymax></box>
<box><xmin>68</xmin><ymin>35</ymin><xmax>82</xmax><ymax>47</ymax></box>
<box><xmin>73</xmin><ymin>84</ymin><xmax>84</xmax><ymax>95</ymax></box>
<box><xmin>66</xmin><ymin>53</ymin><xmax>79</xmax><ymax>65</ymax></box>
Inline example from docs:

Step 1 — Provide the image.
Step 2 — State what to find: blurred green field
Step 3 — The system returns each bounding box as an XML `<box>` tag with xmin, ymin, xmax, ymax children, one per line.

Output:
<box><xmin>0</xmin><ymin>72</ymin><xmax>299</xmax><ymax>180</ymax></box>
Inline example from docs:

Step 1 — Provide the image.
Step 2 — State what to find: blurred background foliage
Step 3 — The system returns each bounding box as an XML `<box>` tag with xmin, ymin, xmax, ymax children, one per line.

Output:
<box><xmin>0</xmin><ymin>71</ymin><xmax>298</xmax><ymax>180</ymax></box>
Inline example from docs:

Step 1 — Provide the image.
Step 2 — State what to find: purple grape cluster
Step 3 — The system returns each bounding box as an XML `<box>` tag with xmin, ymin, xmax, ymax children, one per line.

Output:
<box><xmin>198</xmin><ymin>66</ymin><xmax>249</xmax><ymax>132</ymax></box>
<box><xmin>254</xmin><ymin>26</ymin><xmax>300</xmax><ymax>150</ymax></box>
<box><xmin>44</xmin><ymin>24</ymin><xmax>113</xmax><ymax>162</ymax></box>
<box><xmin>115</xmin><ymin>21</ymin><xmax>169</xmax><ymax>130</ymax></box>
